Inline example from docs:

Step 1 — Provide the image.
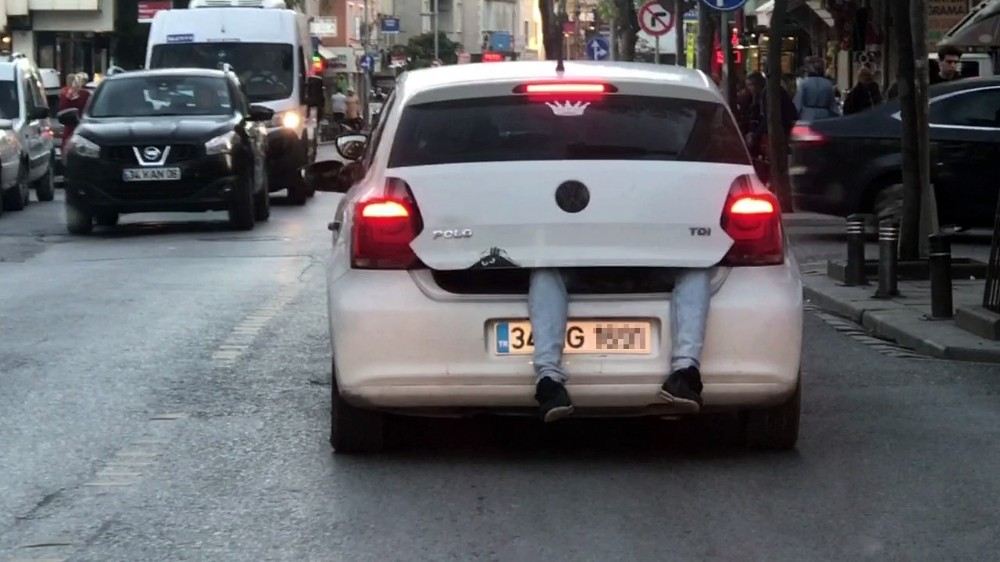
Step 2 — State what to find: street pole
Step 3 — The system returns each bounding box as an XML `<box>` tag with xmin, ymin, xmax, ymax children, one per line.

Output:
<box><xmin>675</xmin><ymin>0</ymin><xmax>685</xmax><ymax>67</ymax></box>
<box><xmin>656</xmin><ymin>35</ymin><xmax>660</xmax><ymax>64</ymax></box>
<box><xmin>911</xmin><ymin>0</ymin><xmax>938</xmax><ymax>257</ymax></box>
<box><xmin>433</xmin><ymin>0</ymin><xmax>439</xmax><ymax>62</ymax></box>
<box><xmin>721</xmin><ymin>9</ymin><xmax>732</xmax><ymax>104</ymax></box>
<box><xmin>696</xmin><ymin>2</ymin><xmax>712</xmax><ymax>75</ymax></box>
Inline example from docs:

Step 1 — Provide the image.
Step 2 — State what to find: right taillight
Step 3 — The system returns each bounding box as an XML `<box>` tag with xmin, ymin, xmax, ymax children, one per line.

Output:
<box><xmin>790</xmin><ymin>123</ymin><xmax>827</xmax><ymax>146</ymax></box>
<box><xmin>721</xmin><ymin>176</ymin><xmax>784</xmax><ymax>266</ymax></box>
<box><xmin>351</xmin><ymin>177</ymin><xmax>423</xmax><ymax>269</ymax></box>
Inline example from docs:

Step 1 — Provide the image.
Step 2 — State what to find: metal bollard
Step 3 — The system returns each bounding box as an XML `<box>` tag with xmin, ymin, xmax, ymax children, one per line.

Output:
<box><xmin>929</xmin><ymin>232</ymin><xmax>953</xmax><ymax>319</ymax></box>
<box><xmin>845</xmin><ymin>213</ymin><xmax>869</xmax><ymax>286</ymax></box>
<box><xmin>875</xmin><ymin>219</ymin><xmax>900</xmax><ymax>298</ymax></box>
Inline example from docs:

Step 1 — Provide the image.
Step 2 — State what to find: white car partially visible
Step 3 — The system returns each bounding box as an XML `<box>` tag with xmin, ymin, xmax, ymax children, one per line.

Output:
<box><xmin>312</xmin><ymin>61</ymin><xmax>803</xmax><ymax>453</ymax></box>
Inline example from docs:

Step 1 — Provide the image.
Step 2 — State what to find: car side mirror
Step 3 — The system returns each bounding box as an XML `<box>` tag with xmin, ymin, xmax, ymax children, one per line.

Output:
<box><xmin>247</xmin><ymin>104</ymin><xmax>274</xmax><ymax>122</ymax></box>
<box><xmin>336</xmin><ymin>132</ymin><xmax>367</xmax><ymax>161</ymax></box>
<box><xmin>57</xmin><ymin>108</ymin><xmax>79</xmax><ymax>127</ymax></box>
<box><xmin>31</xmin><ymin>106</ymin><xmax>50</xmax><ymax>120</ymax></box>
<box><xmin>302</xmin><ymin>160</ymin><xmax>349</xmax><ymax>193</ymax></box>
<box><xmin>306</xmin><ymin>76</ymin><xmax>325</xmax><ymax>108</ymax></box>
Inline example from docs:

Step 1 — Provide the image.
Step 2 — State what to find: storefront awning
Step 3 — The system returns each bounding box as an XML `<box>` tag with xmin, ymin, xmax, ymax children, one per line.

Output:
<box><xmin>756</xmin><ymin>0</ymin><xmax>834</xmax><ymax>29</ymax></box>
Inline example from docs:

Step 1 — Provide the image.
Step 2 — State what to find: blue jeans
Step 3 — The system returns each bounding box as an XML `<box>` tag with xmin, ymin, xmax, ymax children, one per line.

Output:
<box><xmin>528</xmin><ymin>268</ymin><xmax>712</xmax><ymax>384</ymax></box>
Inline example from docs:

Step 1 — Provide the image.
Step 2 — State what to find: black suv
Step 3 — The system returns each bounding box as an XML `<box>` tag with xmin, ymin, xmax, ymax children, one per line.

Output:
<box><xmin>59</xmin><ymin>68</ymin><xmax>274</xmax><ymax>233</ymax></box>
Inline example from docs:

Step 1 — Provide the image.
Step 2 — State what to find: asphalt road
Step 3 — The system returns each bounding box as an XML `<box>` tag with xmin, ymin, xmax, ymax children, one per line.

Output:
<box><xmin>2</xmin><ymin>153</ymin><xmax>999</xmax><ymax>561</ymax></box>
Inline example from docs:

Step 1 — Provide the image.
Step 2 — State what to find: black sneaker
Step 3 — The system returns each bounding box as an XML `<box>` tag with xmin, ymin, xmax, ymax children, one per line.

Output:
<box><xmin>659</xmin><ymin>367</ymin><xmax>704</xmax><ymax>410</ymax></box>
<box><xmin>535</xmin><ymin>377</ymin><xmax>574</xmax><ymax>423</ymax></box>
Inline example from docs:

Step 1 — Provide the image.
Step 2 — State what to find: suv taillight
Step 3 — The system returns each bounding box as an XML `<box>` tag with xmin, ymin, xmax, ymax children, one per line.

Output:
<box><xmin>790</xmin><ymin>123</ymin><xmax>827</xmax><ymax>146</ymax></box>
<box><xmin>721</xmin><ymin>176</ymin><xmax>784</xmax><ymax>266</ymax></box>
<box><xmin>351</xmin><ymin>178</ymin><xmax>423</xmax><ymax>269</ymax></box>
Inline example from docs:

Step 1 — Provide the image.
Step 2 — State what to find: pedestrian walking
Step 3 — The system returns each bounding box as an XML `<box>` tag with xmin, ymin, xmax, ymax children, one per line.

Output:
<box><xmin>344</xmin><ymin>89</ymin><xmax>362</xmax><ymax>131</ymax></box>
<box><xmin>744</xmin><ymin>72</ymin><xmax>798</xmax><ymax>184</ymax></box>
<box><xmin>843</xmin><ymin>67</ymin><xmax>882</xmax><ymax>115</ymax></box>
<box><xmin>59</xmin><ymin>73</ymin><xmax>91</xmax><ymax>151</ymax></box>
<box><xmin>794</xmin><ymin>56</ymin><xmax>840</xmax><ymax>121</ymax></box>
<box><xmin>932</xmin><ymin>45</ymin><xmax>964</xmax><ymax>85</ymax></box>
<box><xmin>330</xmin><ymin>88</ymin><xmax>347</xmax><ymax>126</ymax></box>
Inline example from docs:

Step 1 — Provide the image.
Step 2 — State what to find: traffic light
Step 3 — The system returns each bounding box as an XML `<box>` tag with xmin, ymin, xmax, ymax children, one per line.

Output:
<box><xmin>310</xmin><ymin>53</ymin><xmax>325</xmax><ymax>76</ymax></box>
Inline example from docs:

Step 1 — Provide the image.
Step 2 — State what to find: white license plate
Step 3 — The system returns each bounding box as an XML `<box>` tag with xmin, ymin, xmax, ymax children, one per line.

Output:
<box><xmin>494</xmin><ymin>320</ymin><xmax>652</xmax><ymax>355</ymax></box>
<box><xmin>122</xmin><ymin>167</ymin><xmax>181</xmax><ymax>182</ymax></box>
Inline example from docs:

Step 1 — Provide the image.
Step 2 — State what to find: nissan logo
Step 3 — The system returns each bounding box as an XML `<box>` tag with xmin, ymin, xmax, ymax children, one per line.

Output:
<box><xmin>142</xmin><ymin>146</ymin><xmax>162</xmax><ymax>161</ymax></box>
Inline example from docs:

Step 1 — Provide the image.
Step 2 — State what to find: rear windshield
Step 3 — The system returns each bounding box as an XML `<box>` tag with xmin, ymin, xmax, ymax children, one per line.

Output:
<box><xmin>389</xmin><ymin>95</ymin><xmax>749</xmax><ymax>167</ymax></box>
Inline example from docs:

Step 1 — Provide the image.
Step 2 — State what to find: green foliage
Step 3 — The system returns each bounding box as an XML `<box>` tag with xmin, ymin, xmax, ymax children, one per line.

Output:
<box><xmin>404</xmin><ymin>32</ymin><xmax>460</xmax><ymax>68</ymax></box>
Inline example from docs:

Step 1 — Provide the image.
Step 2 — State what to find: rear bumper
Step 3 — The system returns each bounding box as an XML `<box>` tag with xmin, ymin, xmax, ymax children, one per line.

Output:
<box><xmin>328</xmin><ymin>264</ymin><xmax>803</xmax><ymax>414</ymax></box>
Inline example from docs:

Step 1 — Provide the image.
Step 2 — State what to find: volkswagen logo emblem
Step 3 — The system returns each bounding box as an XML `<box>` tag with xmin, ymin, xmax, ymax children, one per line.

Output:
<box><xmin>555</xmin><ymin>180</ymin><xmax>590</xmax><ymax>213</ymax></box>
<box><xmin>142</xmin><ymin>146</ymin><xmax>162</xmax><ymax>161</ymax></box>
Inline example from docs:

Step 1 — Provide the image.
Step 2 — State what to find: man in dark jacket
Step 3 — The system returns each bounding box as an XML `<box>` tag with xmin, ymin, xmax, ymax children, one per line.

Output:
<box><xmin>744</xmin><ymin>72</ymin><xmax>797</xmax><ymax>182</ymax></box>
<box><xmin>887</xmin><ymin>45</ymin><xmax>963</xmax><ymax>99</ymax></box>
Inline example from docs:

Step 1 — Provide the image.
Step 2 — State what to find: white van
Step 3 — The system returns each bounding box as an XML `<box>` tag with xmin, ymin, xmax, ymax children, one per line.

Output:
<box><xmin>146</xmin><ymin>0</ymin><xmax>324</xmax><ymax>204</ymax></box>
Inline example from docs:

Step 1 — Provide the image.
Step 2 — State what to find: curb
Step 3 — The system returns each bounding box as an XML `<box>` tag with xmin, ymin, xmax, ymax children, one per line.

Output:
<box><xmin>803</xmin><ymin>282</ymin><xmax>1000</xmax><ymax>364</ymax></box>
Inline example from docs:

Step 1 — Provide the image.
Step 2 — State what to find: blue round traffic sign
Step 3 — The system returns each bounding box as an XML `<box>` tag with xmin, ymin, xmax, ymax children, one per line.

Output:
<box><xmin>701</xmin><ymin>0</ymin><xmax>747</xmax><ymax>11</ymax></box>
<box><xmin>586</xmin><ymin>37</ymin><xmax>610</xmax><ymax>61</ymax></box>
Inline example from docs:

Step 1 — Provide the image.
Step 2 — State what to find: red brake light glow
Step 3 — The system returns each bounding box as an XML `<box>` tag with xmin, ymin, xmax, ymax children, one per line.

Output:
<box><xmin>721</xmin><ymin>176</ymin><xmax>784</xmax><ymax>266</ymax></box>
<box><xmin>790</xmin><ymin>124</ymin><xmax>826</xmax><ymax>145</ymax></box>
<box><xmin>361</xmin><ymin>200</ymin><xmax>410</xmax><ymax>218</ymax></box>
<box><xmin>729</xmin><ymin>197</ymin><xmax>775</xmax><ymax>215</ymax></box>
<box><xmin>524</xmin><ymin>83</ymin><xmax>608</xmax><ymax>94</ymax></box>
<box><xmin>352</xmin><ymin>178</ymin><xmax>423</xmax><ymax>270</ymax></box>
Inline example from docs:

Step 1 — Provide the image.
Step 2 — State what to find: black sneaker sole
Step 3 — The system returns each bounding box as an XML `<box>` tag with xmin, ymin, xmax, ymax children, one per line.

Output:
<box><xmin>543</xmin><ymin>405</ymin><xmax>575</xmax><ymax>423</ymax></box>
<box><xmin>658</xmin><ymin>389</ymin><xmax>702</xmax><ymax>411</ymax></box>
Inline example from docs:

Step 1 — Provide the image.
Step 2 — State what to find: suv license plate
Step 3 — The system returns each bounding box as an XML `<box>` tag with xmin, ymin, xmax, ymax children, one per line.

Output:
<box><xmin>123</xmin><ymin>167</ymin><xmax>181</xmax><ymax>182</ymax></box>
<box><xmin>494</xmin><ymin>320</ymin><xmax>652</xmax><ymax>355</ymax></box>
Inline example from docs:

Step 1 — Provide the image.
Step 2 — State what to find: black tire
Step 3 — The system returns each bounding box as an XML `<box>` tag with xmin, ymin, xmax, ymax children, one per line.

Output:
<box><xmin>253</xmin><ymin>174</ymin><xmax>270</xmax><ymax>222</ymax></box>
<box><xmin>287</xmin><ymin>175</ymin><xmax>309</xmax><ymax>206</ymax></box>
<box><xmin>35</xmin><ymin>166</ymin><xmax>55</xmax><ymax>202</ymax></box>
<box><xmin>66</xmin><ymin>202</ymin><xmax>93</xmax><ymax>234</ymax></box>
<box><xmin>3</xmin><ymin>166</ymin><xmax>29</xmax><ymax>211</ymax></box>
<box><xmin>330</xmin><ymin>360</ymin><xmax>385</xmax><ymax>454</ymax></box>
<box><xmin>95</xmin><ymin>211</ymin><xmax>119</xmax><ymax>227</ymax></box>
<box><xmin>743</xmin><ymin>378</ymin><xmax>801</xmax><ymax>451</ymax></box>
<box><xmin>228</xmin><ymin>177</ymin><xmax>255</xmax><ymax>231</ymax></box>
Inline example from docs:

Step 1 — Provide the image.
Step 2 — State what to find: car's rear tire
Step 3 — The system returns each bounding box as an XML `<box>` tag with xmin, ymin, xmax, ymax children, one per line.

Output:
<box><xmin>330</xmin><ymin>361</ymin><xmax>385</xmax><ymax>454</ymax></box>
<box><xmin>743</xmin><ymin>378</ymin><xmax>800</xmax><ymax>451</ymax></box>
<box><xmin>228</xmin><ymin>177</ymin><xmax>255</xmax><ymax>231</ymax></box>
<box><xmin>3</xmin><ymin>167</ymin><xmax>29</xmax><ymax>211</ymax></box>
<box><xmin>35</xmin><ymin>166</ymin><xmax>55</xmax><ymax>202</ymax></box>
<box><xmin>95</xmin><ymin>211</ymin><xmax>119</xmax><ymax>227</ymax></box>
<box><xmin>66</xmin><ymin>202</ymin><xmax>93</xmax><ymax>234</ymax></box>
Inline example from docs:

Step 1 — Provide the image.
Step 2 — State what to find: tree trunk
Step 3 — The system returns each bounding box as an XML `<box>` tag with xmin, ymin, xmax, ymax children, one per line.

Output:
<box><xmin>696</xmin><ymin>3</ymin><xmax>713</xmax><ymax>74</ymax></box>
<box><xmin>892</xmin><ymin>0</ymin><xmax>921</xmax><ymax>260</ymax></box>
<box><xmin>539</xmin><ymin>0</ymin><xmax>560</xmax><ymax>60</ymax></box>
<box><xmin>675</xmin><ymin>0</ymin><xmax>686</xmax><ymax>66</ymax></box>
<box><xmin>911</xmin><ymin>0</ymin><xmax>937</xmax><ymax>257</ymax></box>
<box><xmin>766</xmin><ymin>0</ymin><xmax>793</xmax><ymax>211</ymax></box>
<box><xmin>614</xmin><ymin>0</ymin><xmax>639</xmax><ymax>61</ymax></box>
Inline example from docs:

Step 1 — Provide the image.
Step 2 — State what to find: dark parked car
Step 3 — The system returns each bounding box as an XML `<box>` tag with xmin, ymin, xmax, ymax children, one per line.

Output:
<box><xmin>59</xmin><ymin>68</ymin><xmax>273</xmax><ymax>234</ymax></box>
<box><xmin>790</xmin><ymin>77</ymin><xmax>1000</xmax><ymax>227</ymax></box>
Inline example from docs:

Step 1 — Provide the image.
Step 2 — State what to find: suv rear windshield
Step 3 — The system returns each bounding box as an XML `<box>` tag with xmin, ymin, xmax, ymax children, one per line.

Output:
<box><xmin>89</xmin><ymin>75</ymin><xmax>232</xmax><ymax>118</ymax></box>
<box><xmin>389</xmin><ymin>95</ymin><xmax>749</xmax><ymax>167</ymax></box>
<box><xmin>150</xmin><ymin>43</ymin><xmax>293</xmax><ymax>103</ymax></box>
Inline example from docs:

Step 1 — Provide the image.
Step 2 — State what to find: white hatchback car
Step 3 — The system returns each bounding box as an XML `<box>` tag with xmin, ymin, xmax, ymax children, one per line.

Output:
<box><xmin>309</xmin><ymin>61</ymin><xmax>803</xmax><ymax>453</ymax></box>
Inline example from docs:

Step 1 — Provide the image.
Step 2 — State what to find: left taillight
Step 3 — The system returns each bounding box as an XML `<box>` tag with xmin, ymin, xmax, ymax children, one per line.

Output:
<box><xmin>790</xmin><ymin>123</ymin><xmax>827</xmax><ymax>146</ymax></box>
<box><xmin>721</xmin><ymin>176</ymin><xmax>784</xmax><ymax>266</ymax></box>
<box><xmin>351</xmin><ymin>178</ymin><xmax>423</xmax><ymax>269</ymax></box>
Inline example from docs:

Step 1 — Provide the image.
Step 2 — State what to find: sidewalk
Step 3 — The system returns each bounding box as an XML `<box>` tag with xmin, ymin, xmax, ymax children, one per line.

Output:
<box><xmin>802</xmin><ymin>268</ymin><xmax>1000</xmax><ymax>363</ymax></box>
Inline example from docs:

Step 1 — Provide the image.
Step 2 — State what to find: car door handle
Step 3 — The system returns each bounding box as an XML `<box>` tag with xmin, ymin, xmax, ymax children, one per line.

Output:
<box><xmin>328</xmin><ymin>221</ymin><xmax>341</xmax><ymax>232</ymax></box>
